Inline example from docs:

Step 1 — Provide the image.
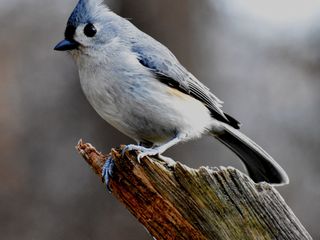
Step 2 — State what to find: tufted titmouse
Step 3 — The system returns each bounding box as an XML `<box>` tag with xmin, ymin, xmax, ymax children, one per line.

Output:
<box><xmin>54</xmin><ymin>0</ymin><xmax>288</xmax><ymax>185</ymax></box>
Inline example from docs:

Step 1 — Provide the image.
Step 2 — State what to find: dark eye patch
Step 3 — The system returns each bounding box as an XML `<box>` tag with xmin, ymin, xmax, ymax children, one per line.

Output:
<box><xmin>65</xmin><ymin>25</ymin><xmax>76</xmax><ymax>40</ymax></box>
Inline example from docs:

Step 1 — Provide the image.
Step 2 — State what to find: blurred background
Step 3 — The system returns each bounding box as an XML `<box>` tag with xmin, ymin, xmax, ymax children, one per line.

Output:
<box><xmin>1</xmin><ymin>0</ymin><xmax>319</xmax><ymax>239</ymax></box>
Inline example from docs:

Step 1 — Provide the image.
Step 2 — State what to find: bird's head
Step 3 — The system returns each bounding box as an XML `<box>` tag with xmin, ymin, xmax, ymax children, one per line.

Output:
<box><xmin>54</xmin><ymin>0</ymin><xmax>117</xmax><ymax>56</ymax></box>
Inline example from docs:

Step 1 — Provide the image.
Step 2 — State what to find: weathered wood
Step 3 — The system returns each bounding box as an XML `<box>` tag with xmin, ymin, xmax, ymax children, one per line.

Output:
<box><xmin>76</xmin><ymin>140</ymin><xmax>312</xmax><ymax>240</ymax></box>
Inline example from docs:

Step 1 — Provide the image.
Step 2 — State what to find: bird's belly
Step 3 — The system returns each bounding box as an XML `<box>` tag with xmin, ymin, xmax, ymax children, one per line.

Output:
<box><xmin>80</xmin><ymin>74</ymin><xmax>213</xmax><ymax>145</ymax></box>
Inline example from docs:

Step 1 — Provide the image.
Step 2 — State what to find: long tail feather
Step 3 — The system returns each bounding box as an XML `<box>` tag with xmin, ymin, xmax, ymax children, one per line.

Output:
<box><xmin>212</xmin><ymin>124</ymin><xmax>289</xmax><ymax>185</ymax></box>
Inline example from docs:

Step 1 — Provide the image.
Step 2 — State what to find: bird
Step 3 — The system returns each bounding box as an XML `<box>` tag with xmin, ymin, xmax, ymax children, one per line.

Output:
<box><xmin>54</xmin><ymin>0</ymin><xmax>289</xmax><ymax>185</ymax></box>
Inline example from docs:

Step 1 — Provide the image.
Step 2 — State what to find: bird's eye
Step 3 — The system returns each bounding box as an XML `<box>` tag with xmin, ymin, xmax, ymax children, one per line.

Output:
<box><xmin>84</xmin><ymin>23</ymin><xmax>97</xmax><ymax>37</ymax></box>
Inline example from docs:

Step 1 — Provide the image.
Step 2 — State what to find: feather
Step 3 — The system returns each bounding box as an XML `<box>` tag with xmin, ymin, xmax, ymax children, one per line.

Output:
<box><xmin>131</xmin><ymin>38</ymin><xmax>241</xmax><ymax>129</ymax></box>
<box><xmin>67</xmin><ymin>0</ymin><xmax>109</xmax><ymax>27</ymax></box>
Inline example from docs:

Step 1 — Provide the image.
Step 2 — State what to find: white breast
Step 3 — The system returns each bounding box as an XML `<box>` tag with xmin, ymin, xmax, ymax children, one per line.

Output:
<box><xmin>74</xmin><ymin>46</ymin><xmax>216</xmax><ymax>144</ymax></box>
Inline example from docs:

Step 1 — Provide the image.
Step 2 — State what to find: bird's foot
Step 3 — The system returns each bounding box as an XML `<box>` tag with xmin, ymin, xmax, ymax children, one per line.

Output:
<box><xmin>122</xmin><ymin>144</ymin><xmax>163</xmax><ymax>163</ymax></box>
<box><xmin>155</xmin><ymin>154</ymin><xmax>176</xmax><ymax>168</ymax></box>
<box><xmin>122</xmin><ymin>144</ymin><xmax>149</xmax><ymax>157</ymax></box>
<box><xmin>136</xmin><ymin>148</ymin><xmax>163</xmax><ymax>162</ymax></box>
<box><xmin>102</xmin><ymin>156</ymin><xmax>115</xmax><ymax>192</ymax></box>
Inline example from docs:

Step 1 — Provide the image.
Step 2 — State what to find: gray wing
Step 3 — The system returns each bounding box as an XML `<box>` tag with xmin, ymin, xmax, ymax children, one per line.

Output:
<box><xmin>131</xmin><ymin>38</ymin><xmax>240</xmax><ymax>129</ymax></box>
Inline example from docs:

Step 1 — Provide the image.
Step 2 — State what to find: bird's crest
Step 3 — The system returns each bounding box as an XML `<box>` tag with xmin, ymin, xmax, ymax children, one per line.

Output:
<box><xmin>67</xmin><ymin>0</ymin><xmax>108</xmax><ymax>26</ymax></box>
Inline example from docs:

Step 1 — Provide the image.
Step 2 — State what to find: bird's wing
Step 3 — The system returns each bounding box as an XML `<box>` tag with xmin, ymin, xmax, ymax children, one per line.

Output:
<box><xmin>131</xmin><ymin>39</ymin><xmax>240</xmax><ymax>129</ymax></box>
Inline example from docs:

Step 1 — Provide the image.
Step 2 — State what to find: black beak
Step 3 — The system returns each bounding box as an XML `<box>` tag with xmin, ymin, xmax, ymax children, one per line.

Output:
<box><xmin>54</xmin><ymin>39</ymin><xmax>79</xmax><ymax>51</ymax></box>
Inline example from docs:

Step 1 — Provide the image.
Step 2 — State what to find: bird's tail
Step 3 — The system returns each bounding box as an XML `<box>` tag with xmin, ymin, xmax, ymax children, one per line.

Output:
<box><xmin>211</xmin><ymin>124</ymin><xmax>289</xmax><ymax>185</ymax></box>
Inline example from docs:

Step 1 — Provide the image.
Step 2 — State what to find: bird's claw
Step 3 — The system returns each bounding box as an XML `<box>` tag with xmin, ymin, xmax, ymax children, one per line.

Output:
<box><xmin>137</xmin><ymin>149</ymin><xmax>160</xmax><ymax>162</ymax></box>
<box><xmin>155</xmin><ymin>154</ymin><xmax>176</xmax><ymax>168</ymax></box>
<box><xmin>102</xmin><ymin>156</ymin><xmax>115</xmax><ymax>192</ymax></box>
<box><xmin>122</xmin><ymin>144</ymin><xmax>161</xmax><ymax>163</ymax></box>
<box><xmin>121</xmin><ymin>144</ymin><xmax>147</xmax><ymax>157</ymax></box>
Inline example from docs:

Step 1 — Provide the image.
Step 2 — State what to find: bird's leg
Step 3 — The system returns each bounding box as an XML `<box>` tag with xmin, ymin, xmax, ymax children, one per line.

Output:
<box><xmin>122</xmin><ymin>134</ymin><xmax>185</xmax><ymax>163</ymax></box>
<box><xmin>102</xmin><ymin>156</ymin><xmax>115</xmax><ymax>192</ymax></box>
<box><xmin>121</xmin><ymin>140</ymin><xmax>154</xmax><ymax>157</ymax></box>
<box><xmin>121</xmin><ymin>144</ymin><xmax>151</xmax><ymax>157</ymax></box>
<box><xmin>136</xmin><ymin>134</ymin><xmax>186</xmax><ymax>162</ymax></box>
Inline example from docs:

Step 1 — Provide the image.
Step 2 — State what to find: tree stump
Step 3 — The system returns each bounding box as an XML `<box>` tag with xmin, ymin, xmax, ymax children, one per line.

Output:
<box><xmin>76</xmin><ymin>140</ymin><xmax>312</xmax><ymax>240</ymax></box>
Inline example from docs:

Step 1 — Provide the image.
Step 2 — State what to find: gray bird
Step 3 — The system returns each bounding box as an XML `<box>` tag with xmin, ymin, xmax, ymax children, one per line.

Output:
<box><xmin>55</xmin><ymin>0</ymin><xmax>289</xmax><ymax>185</ymax></box>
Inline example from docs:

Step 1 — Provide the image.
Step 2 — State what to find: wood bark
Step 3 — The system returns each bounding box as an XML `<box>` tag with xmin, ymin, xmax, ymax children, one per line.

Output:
<box><xmin>76</xmin><ymin>140</ymin><xmax>312</xmax><ymax>240</ymax></box>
